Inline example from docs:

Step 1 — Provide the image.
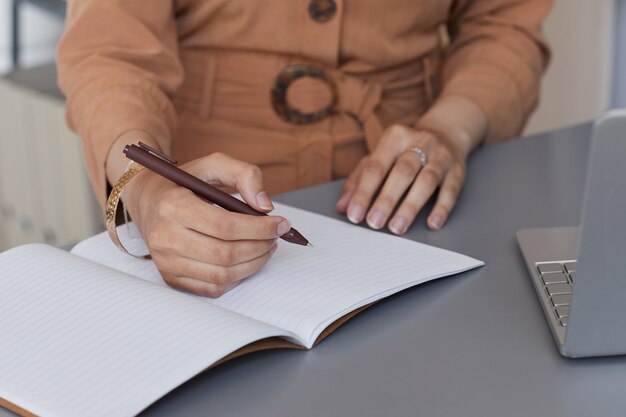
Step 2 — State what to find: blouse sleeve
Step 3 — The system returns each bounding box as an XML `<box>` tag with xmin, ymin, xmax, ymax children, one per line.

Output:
<box><xmin>440</xmin><ymin>0</ymin><xmax>553</xmax><ymax>143</ymax></box>
<box><xmin>57</xmin><ymin>0</ymin><xmax>183</xmax><ymax>205</ymax></box>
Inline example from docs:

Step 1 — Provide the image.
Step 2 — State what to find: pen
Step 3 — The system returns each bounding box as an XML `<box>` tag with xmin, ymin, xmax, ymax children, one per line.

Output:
<box><xmin>123</xmin><ymin>142</ymin><xmax>312</xmax><ymax>247</ymax></box>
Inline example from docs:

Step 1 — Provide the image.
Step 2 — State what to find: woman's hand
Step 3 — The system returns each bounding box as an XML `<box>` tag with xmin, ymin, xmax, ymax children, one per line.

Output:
<box><xmin>336</xmin><ymin>124</ymin><xmax>469</xmax><ymax>235</ymax></box>
<box><xmin>122</xmin><ymin>152</ymin><xmax>288</xmax><ymax>297</ymax></box>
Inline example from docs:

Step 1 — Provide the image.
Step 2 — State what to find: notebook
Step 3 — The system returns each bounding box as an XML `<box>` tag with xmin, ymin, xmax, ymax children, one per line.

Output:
<box><xmin>0</xmin><ymin>203</ymin><xmax>483</xmax><ymax>417</ymax></box>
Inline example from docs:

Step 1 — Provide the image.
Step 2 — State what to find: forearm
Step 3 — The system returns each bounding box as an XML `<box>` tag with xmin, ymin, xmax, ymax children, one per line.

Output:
<box><xmin>441</xmin><ymin>0</ymin><xmax>552</xmax><ymax>142</ymax></box>
<box><xmin>57</xmin><ymin>0</ymin><xmax>182</xmax><ymax>206</ymax></box>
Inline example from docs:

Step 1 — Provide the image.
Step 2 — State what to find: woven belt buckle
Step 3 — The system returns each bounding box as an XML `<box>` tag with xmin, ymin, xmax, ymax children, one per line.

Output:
<box><xmin>271</xmin><ymin>65</ymin><xmax>338</xmax><ymax>124</ymax></box>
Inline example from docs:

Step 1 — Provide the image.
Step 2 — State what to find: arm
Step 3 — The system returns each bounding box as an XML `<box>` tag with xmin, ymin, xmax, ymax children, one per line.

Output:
<box><xmin>57</xmin><ymin>0</ymin><xmax>182</xmax><ymax>206</ymax></box>
<box><xmin>337</xmin><ymin>0</ymin><xmax>552</xmax><ymax>233</ymax></box>
<box><xmin>436</xmin><ymin>0</ymin><xmax>552</xmax><ymax>143</ymax></box>
<box><xmin>57</xmin><ymin>1</ymin><xmax>287</xmax><ymax>297</ymax></box>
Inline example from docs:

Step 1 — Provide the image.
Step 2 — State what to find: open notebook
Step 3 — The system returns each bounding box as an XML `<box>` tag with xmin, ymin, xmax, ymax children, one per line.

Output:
<box><xmin>0</xmin><ymin>203</ymin><xmax>482</xmax><ymax>417</ymax></box>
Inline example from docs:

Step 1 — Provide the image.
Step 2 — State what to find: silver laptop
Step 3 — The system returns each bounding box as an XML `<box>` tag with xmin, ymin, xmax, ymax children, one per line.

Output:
<box><xmin>517</xmin><ymin>109</ymin><xmax>626</xmax><ymax>358</ymax></box>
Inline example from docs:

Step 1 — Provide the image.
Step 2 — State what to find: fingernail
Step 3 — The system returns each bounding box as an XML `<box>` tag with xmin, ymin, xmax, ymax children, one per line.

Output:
<box><xmin>429</xmin><ymin>215</ymin><xmax>443</xmax><ymax>230</ymax></box>
<box><xmin>389</xmin><ymin>217</ymin><xmax>407</xmax><ymax>235</ymax></box>
<box><xmin>256</xmin><ymin>191</ymin><xmax>274</xmax><ymax>211</ymax></box>
<box><xmin>269</xmin><ymin>242</ymin><xmax>279</xmax><ymax>257</ymax></box>
<box><xmin>347</xmin><ymin>204</ymin><xmax>365</xmax><ymax>224</ymax></box>
<box><xmin>367</xmin><ymin>211</ymin><xmax>385</xmax><ymax>230</ymax></box>
<box><xmin>277</xmin><ymin>219</ymin><xmax>291</xmax><ymax>236</ymax></box>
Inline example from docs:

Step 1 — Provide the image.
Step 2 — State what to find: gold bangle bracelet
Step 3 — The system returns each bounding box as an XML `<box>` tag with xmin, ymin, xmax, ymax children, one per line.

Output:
<box><xmin>105</xmin><ymin>162</ymin><xmax>151</xmax><ymax>259</ymax></box>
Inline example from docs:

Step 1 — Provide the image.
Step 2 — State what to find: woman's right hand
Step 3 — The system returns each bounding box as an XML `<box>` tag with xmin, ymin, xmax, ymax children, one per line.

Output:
<box><xmin>109</xmin><ymin>138</ymin><xmax>289</xmax><ymax>297</ymax></box>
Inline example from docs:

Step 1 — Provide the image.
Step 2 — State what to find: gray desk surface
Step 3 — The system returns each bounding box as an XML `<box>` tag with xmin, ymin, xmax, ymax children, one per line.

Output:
<box><xmin>4</xmin><ymin>122</ymin><xmax>625</xmax><ymax>417</ymax></box>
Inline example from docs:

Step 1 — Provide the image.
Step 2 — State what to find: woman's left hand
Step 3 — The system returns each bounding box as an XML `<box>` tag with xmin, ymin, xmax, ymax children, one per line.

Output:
<box><xmin>336</xmin><ymin>124</ymin><xmax>469</xmax><ymax>235</ymax></box>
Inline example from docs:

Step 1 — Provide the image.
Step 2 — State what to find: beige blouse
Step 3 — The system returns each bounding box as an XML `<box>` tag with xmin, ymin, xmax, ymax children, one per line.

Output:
<box><xmin>57</xmin><ymin>0</ymin><xmax>552</xmax><ymax>205</ymax></box>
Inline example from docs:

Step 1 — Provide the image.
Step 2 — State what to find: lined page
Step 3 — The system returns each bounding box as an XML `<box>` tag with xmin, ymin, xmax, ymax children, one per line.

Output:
<box><xmin>0</xmin><ymin>245</ymin><xmax>288</xmax><ymax>417</ymax></box>
<box><xmin>72</xmin><ymin>203</ymin><xmax>483</xmax><ymax>348</ymax></box>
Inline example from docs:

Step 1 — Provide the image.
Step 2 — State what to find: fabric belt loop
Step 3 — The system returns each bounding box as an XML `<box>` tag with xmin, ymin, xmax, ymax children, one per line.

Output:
<box><xmin>357</xmin><ymin>83</ymin><xmax>384</xmax><ymax>152</ymax></box>
<box><xmin>423</xmin><ymin>56</ymin><xmax>434</xmax><ymax>104</ymax></box>
<box><xmin>200</xmin><ymin>57</ymin><xmax>218</xmax><ymax>118</ymax></box>
<box><xmin>334</xmin><ymin>75</ymin><xmax>385</xmax><ymax>152</ymax></box>
<box><xmin>362</xmin><ymin>112</ymin><xmax>385</xmax><ymax>153</ymax></box>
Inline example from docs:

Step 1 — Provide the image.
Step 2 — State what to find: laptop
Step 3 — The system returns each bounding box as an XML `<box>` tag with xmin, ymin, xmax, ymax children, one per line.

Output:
<box><xmin>517</xmin><ymin>109</ymin><xmax>626</xmax><ymax>358</ymax></box>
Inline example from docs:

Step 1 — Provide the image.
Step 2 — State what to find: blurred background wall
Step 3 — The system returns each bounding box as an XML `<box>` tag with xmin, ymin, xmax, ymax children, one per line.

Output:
<box><xmin>0</xmin><ymin>0</ymin><xmax>101</xmax><ymax>250</ymax></box>
<box><xmin>0</xmin><ymin>0</ymin><xmax>64</xmax><ymax>72</ymax></box>
<box><xmin>0</xmin><ymin>0</ymin><xmax>624</xmax><ymax>250</ymax></box>
<box><xmin>615</xmin><ymin>0</ymin><xmax>626</xmax><ymax>107</ymax></box>
<box><xmin>525</xmin><ymin>0</ymin><xmax>617</xmax><ymax>135</ymax></box>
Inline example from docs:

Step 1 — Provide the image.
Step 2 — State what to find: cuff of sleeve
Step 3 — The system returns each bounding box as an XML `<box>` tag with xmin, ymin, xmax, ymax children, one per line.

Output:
<box><xmin>440</xmin><ymin>44</ymin><xmax>540</xmax><ymax>143</ymax></box>
<box><xmin>66</xmin><ymin>81</ymin><xmax>175</xmax><ymax>208</ymax></box>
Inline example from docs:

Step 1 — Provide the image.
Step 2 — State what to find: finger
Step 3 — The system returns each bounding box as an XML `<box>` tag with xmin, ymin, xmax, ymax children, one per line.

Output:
<box><xmin>346</xmin><ymin>156</ymin><xmax>394</xmax><ymax>224</ymax></box>
<box><xmin>156</xmin><ymin>188</ymin><xmax>291</xmax><ymax>241</ymax></box>
<box><xmin>345</xmin><ymin>125</ymin><xmax>421</xmax><ymax>223</ymax></box>
<box><xmin>336</xmin><ymin>159</ymin><xmax>366</xmax><ymax>213</ymax></box>
<box><xmin>387</xmin><ymin>163</ymin><xmax>444</xmax><ymax>235</ymax></box>
<box><xmin>365</xmin><ymin>151</ymin><xmax>422</xmax><ymax>230</ymax></box>
<box><xmin>160</xmin><ymin>247</ymin><xmax>276</xmax><ymax>290</ymax></box>
<box><xmin>168</xmin><ymin>228</ymin><xmax>277</xmax><ymax>266</ymax></box>
<box><xmin>166</xmin><ymin>274</ymin><xmax>239</xmax><ymax>298</ymax></box>
<box><xmin>427</xmin><ymin>169</ymin><xmax>464</xmax><ymax>230</ymax></box>
<box><xmin>185</xmin><ymin>153</ymin><xmax>274</xmax><ymax>212</ymax></box>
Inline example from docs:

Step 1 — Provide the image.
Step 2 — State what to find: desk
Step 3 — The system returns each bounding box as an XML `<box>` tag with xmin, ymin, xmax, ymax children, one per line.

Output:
<box><xmin>3</xmin><ymin>122</ymin><xmax>625</xmax><ymax>417</ymax></box>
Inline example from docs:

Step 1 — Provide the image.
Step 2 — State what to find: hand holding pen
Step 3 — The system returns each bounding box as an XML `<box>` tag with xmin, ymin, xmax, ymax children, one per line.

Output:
<box><xmin>119</xmin><ymin>142</ymin><xmax>309</xmax><ymax>298</ymax></box>
<box><xmin>125</xmin><ymin>143</ymin><xmax>310</xmax><ymax>246</ymax></box>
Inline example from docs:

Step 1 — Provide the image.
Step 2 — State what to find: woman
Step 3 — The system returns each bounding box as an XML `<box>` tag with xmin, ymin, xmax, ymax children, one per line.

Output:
<box><xmin>58</xmin><ymin>0</ymin><xmax>552</xmax><ymax>296</ymax></box>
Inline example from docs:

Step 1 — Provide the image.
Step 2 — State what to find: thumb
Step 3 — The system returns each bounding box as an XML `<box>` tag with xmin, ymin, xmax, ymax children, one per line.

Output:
<box><xmin>188</xmin><ymin>153</ymin><xmax>274</xmax><ymax>213</ymax></box>
<box><xmin>185</xmin><ymin>153</ymin><xmax>274</xmax><ymax>213</ymax></box>
<box><xmin>236</xmin><ymin>167</ymin><xmax>275</xmax><ymax>213</ymax></box>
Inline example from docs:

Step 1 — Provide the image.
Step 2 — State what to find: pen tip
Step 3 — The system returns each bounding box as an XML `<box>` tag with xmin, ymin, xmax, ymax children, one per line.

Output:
<box><xmin>307</xmin><ymin>243</ymin><xmax>314</xmax><ymax>248</ymax></box>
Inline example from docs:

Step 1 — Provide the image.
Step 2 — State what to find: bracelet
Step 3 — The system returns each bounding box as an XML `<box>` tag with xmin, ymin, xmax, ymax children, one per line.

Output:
<box><xmin>105</xmin><ymin>162</ymin><xmax>151</xmax><ymax>259</ymax></box>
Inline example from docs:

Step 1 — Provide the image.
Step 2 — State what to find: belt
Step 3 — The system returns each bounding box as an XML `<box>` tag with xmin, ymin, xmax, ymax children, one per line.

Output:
<box><xmin>176</xmin><ymin>49</ymin><xmax>439</xmax><ymax>152</ymax></box>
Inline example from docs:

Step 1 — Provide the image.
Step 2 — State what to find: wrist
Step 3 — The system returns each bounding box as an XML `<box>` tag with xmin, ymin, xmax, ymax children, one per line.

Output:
<box><xmin>105</xmin><ymin>162</ymin><xmax>151</xmax><ymax>259</ymax></box>
<box><xmin>105</xmin><ymin>130</ymin><xmax>162</xmax><ymax>228</ymax></box>
<box><xmin>414</xmin><ymin>94</ymin><xmax>488</xmax><ymax>158</ymax></box>
<box><xmin>105</xmin><ymin>129</ymin><xmax>161</xmax><ymax>186</ymax></box>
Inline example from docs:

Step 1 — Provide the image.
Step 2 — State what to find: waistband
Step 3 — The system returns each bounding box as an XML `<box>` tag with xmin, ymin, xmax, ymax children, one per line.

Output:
<box><xmin>174</xmin><ymin>49</ymin><xmax>440</xmax><ymax>151</ymax></box>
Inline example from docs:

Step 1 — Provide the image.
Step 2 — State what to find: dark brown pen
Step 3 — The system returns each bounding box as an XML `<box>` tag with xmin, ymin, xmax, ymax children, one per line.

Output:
<box><xmin>123</xmin><ymin>143</ymin><xmax>311</xmax><ymax>246</ymax></box>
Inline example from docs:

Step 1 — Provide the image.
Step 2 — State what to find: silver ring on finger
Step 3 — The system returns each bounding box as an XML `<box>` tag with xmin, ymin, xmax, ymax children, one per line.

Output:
<box><xmin>410</xmin><ymin>146</ymin><xmax>428</xmax><ymax>167</ymax></box>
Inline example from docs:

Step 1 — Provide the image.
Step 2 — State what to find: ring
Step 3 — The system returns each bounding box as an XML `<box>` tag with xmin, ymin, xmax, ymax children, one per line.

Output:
<box><xmin>410</xmin><ymin>147</ymin><xmax>428</xmax><ymax>167</ymax></box>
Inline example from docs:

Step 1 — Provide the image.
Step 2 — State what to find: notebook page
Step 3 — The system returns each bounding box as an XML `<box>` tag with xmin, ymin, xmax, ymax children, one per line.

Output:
<box><xmin>0</xmin><ymin>244</ymin><xmax>289</xmax><ymax>417</ymax></box>
<box><xmin>72</xmin><ymin>203</ymin><xmax>483</xmax><ymax>348</ymax></box>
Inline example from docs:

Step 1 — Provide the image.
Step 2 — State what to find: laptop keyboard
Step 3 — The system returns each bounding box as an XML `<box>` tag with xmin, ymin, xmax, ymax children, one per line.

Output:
<box><xmin>536</xmin><ymin>261</ymin><xmax>576</xmax><ymax>327</ymax></box>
